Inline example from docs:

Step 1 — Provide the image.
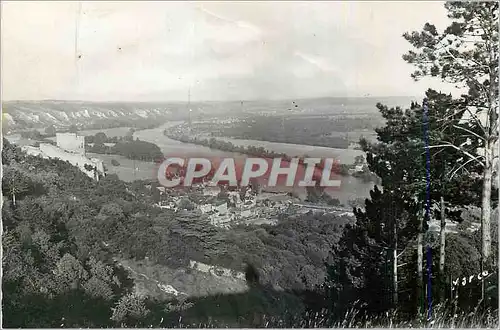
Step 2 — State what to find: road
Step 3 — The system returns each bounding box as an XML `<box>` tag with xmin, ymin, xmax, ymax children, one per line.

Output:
<box><xmin>292</xmin><ymin>203</ymin><xmax>354</xmax><ymax>216</ymax></box>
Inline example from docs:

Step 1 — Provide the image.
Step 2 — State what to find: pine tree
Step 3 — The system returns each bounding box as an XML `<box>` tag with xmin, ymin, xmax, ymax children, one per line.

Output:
<box><xmin>402</xmin><ymin>1</ymin><xmax>499</xmax><ymax>268</ymax></box>
<box><xmin>326</xmin><ymin>185</ymin><xmax>419</xmax><ymax>315</ymax></box>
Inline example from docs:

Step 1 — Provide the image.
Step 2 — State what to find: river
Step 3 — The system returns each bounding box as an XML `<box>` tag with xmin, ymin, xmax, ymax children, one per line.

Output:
<box><xmin>131</xmin><ymin>121</ymin><xmax>375</xmax><ymax>204</ymax></box>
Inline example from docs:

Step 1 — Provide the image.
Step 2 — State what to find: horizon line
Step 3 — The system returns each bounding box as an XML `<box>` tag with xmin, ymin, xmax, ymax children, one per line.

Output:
<box><xmin>2</xmin><ymin>95</ymin><xmax>419</xmax><ymax>104</ymax></box>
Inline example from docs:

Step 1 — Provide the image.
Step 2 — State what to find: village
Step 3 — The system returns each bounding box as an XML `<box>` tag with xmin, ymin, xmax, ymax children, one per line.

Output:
<box><xmin>152</xmin><ymin>181</ymin><xmax>298</xmax><ymax>228</ymax></box>
<box><xmin>148</xmin><ymin>174</ymin><xmax>357</xmax><ymax>229</ymax></box>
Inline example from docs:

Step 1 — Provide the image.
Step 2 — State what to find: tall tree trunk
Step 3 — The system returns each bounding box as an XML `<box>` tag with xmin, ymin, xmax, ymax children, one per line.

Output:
<box><xmin>481</xmin><ymin>134</ymin><xmax>493</xmax><ymax>266</ymax></box>
<box><xmin>393</xmin><ymin>223</ymin><xmax>398</xmax><ymax>307</ymax></box>
<box><xmin>480</xmin><ymin>143</ymin><xmax>492</xmax><ymax>301</ymax></box>
<box><xmin>482</xmin><ymin>26</ymin><xmax>497</xmax><ymax>269</ymax></box>
<box><xmin>479</xmin><ymin>10</ymin><xmax>498</xmax><ymax>299</ymax></box>
<box><xmin>439</xmin><ymin>195</ymin><xmax>446</xmax><ymax>301</ymax></box>
<box><xmin>416</xmin><ymin>213</ymin><xmax>423</xmax><ymax>314</ymax></box>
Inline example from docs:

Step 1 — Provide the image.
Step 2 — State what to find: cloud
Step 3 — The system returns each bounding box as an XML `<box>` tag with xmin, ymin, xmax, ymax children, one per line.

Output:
<box><xmin>196</xmin><ymin>5</ymin><xmax>263</xmax><ymax>37</ymax></box>
<box><xmin>2</xmin><ymin>1</ymin><xmax>454</xmax><ymax>101</ymax></box>
<box><xmin>294</xmin><ymin>52</ymin><xmax>339</xmax><ymax>73</ymax></box>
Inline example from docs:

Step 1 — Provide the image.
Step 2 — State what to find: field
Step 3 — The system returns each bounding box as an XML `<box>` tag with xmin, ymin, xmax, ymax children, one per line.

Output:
<box><xmin>87</xmin><ymin>153</ymin><xmax>157</xmax><ymax>182</ymax></box>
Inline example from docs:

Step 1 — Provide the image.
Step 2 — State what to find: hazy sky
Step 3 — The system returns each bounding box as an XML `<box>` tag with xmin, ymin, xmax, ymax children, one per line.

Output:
<box><xmin>1</xmin><ymin>1</ymin><xmax>456</xmax><ymax>101</ymax></box>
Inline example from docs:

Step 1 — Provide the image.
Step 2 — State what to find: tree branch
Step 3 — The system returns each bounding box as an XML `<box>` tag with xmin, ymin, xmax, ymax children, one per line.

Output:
<box><xmin>397</xmin><ymin>247</ymin><xmax>408</xmax><ymax>258</ymax></box>
<box><xmin>452</xmin><ymin>124</ymin><xmax>486</xmax><ymax>141</ymax></box>
<box><xmin>448</xmin><ymin>156</ymin><xmax>483</xmax><ymax>180</ymax></box>
<box><xmin>427</xmin><ymin>143</ymin><xmax>485</xmax><ymax>167</ymax></box>
<box><xmin>463</xmin><ymin>107</ymin><xmax>489</xmax><ymax>136</ymax></box>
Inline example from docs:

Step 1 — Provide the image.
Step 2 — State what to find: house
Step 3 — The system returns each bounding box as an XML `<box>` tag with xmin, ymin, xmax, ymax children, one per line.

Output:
<box><xmin>157</xmin><ymin>201</ymin><xmax>177</xmax><ymax>210</ymax></box>
<box><xmin>215</xmin><ymin>202</ymin><xmax>228</xmax><ymax>215</ymax></box>
<box><xmin>348</xmin><ymin>142</ymin><xmax>361</xmax><ymax>150</ymax></box>
<box><xmin>242</xmin><ymin>198</ymin><xmax>256</xmax><ymax>208</ymax></box>
<box><xmin>156</xmin><ymin>186</ymin><xmax>166</xmax><ymax>194</ymax></box>
<box><xmin>209</xmin><ymin>213</ymin><xmax>233</xmax><ymax>227</ymax></box>
<box><xmin>354</xmin><ymin>164</ymin><xmax>365</xmax><ymax>173</ymax></box>
<box><xmin>240</xmin><ymin>209</ymin><xmax>253</xmax><ymax>218</ymax></box>
<box><xmin>203</xmin><ymin>186</ymin><xmax>220</xmax><ymax>196</ymax></box>
<box><xmin>227</xmin><ymin>191</ymin><xmax>242</xmax><ymax>206</ymax></box>
<box><xmin>199</xmin><ymin>204</ymin><xmax>213</xmax><ymax>214</ymax></box>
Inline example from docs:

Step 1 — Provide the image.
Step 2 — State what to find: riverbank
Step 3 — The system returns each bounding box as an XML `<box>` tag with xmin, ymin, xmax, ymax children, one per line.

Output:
<box><xmin>139</xmin><ymin>121</ymin><xmax>376</xmax><ymax>204</ymax></box>
<box><xmin>162</xmin><ymin>123</ymin><xmax>379</xmax><ymax>182</ymax></box>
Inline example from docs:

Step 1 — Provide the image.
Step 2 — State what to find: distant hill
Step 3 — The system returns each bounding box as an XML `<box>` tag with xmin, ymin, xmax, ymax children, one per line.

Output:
<box><xmin>1</xmin><ymin>100</ymin><xmax>182</xmax><ymax>132</ymax></box>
